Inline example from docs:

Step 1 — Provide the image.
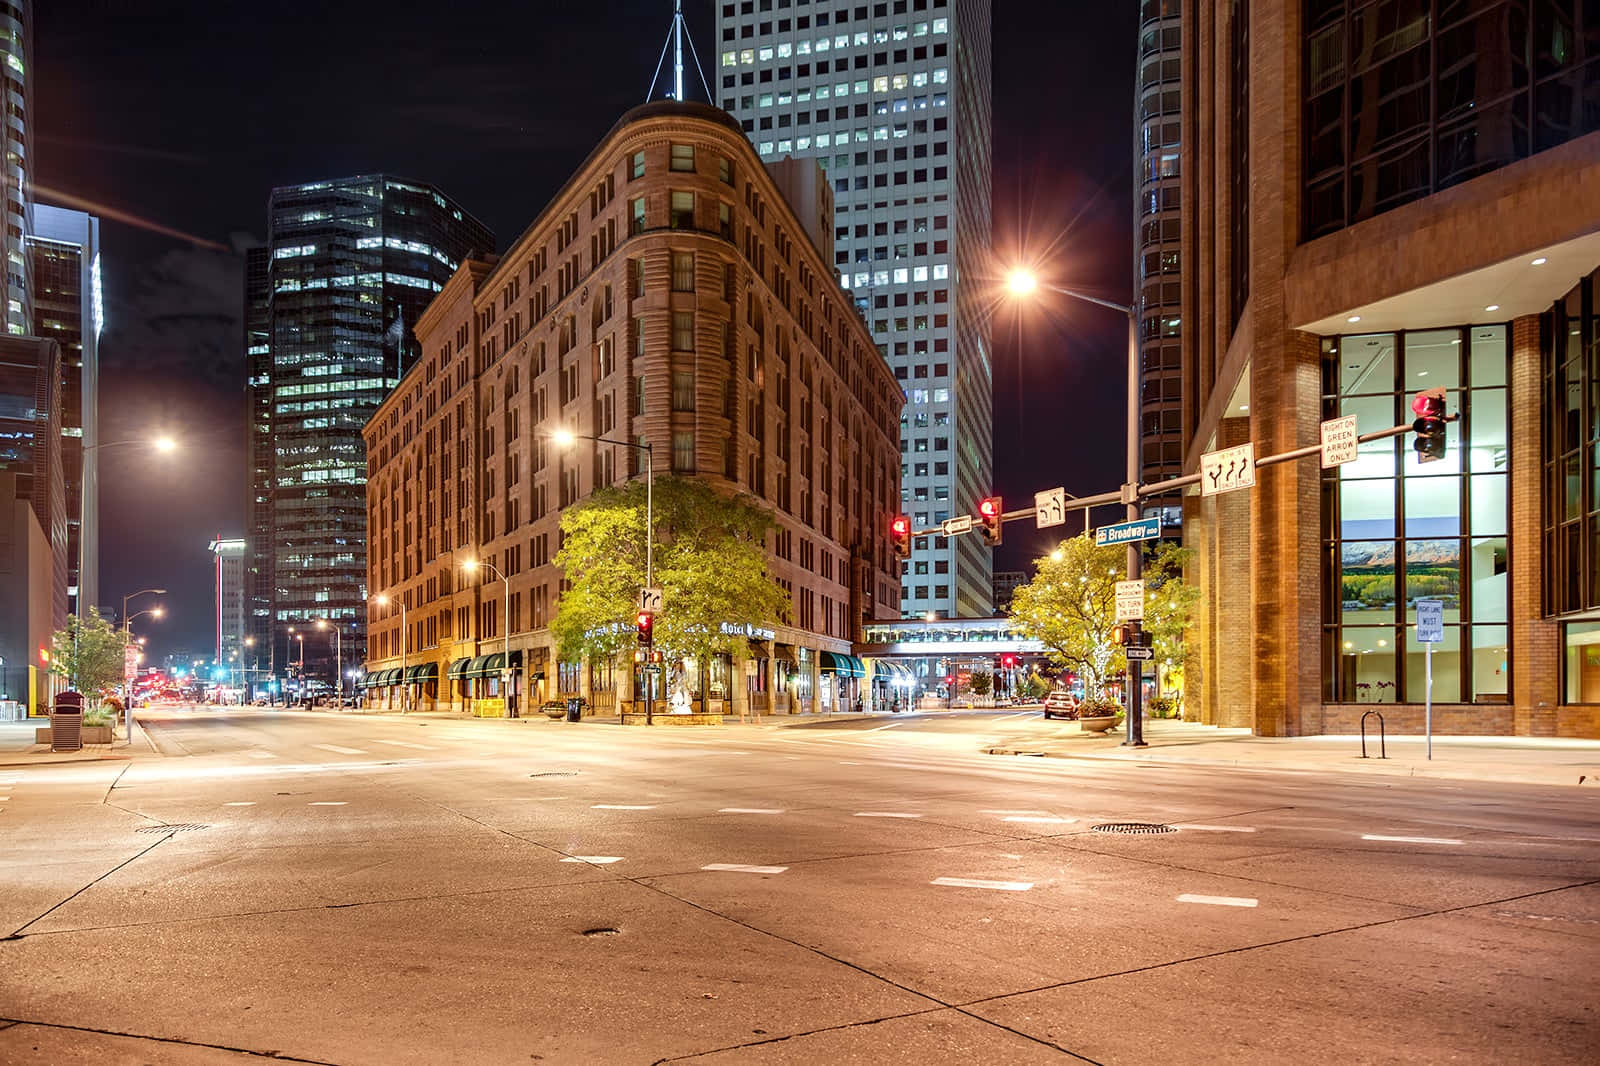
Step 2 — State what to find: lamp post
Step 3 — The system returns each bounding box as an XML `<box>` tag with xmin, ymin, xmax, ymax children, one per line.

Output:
<box><xmin>295</xmin><ymin>632</ymin><xmax>305</xmax><ymax>704</ymax></box>
<box><xmin>460</xmin><ymin>559</ymin><xmax>511</xmax><ymax>714</ymax></box>
<box><xmin>1007</xmin><ymin>268</ymin><xmax>1147</xmax><ymax>748</ymax></box>
<box><xmin>316</xmin><ymin>620</ymin><xmax>342</xmax><ymax>707</ymax></box>
<box><xmin>373</xmin><ymin>593</ymin><xmax>406</xmax><ymax>712</ymax></box>
<box><xmin>119</xmin><ymin>589</ymin><xmax>165</xmax><ymax>744</ymax></box>
<box><xmin>78</xmin><ymin>439</ymin><xmax>176</xmax><ymax>620</ymax></box>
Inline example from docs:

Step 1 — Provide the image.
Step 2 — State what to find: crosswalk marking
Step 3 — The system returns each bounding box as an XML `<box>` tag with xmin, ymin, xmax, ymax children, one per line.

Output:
<box><xmin>311</xmin><ymin>744</ymin><xmax>367</xmax><ymax>756</ymax></box>
<box><xmin>1177</xmin><ymin>893</ymin><xmax>1258</xmax><ymax>908</ymax></box>
<box><xmin>1362</xmin><ymin>834</ymin><xmax>1463</xmax><ymax>846</ymax></box>
<box><xmin>702</xmin><ymin>863</ymin><xmax>787</xmax><ymax>874</ymax></box>
<box><xmin>932</xmin><ymin>877</ymin><xmax>1033</xmax><ymax>891</ymax></box>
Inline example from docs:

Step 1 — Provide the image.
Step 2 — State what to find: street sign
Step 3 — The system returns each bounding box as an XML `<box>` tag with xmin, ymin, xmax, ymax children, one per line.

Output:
<box><xmin>1115</xmin><ymin>580</ymin><xmax>1145</xmax><ymax>621</ymax></box>
<box><xmin>1320</xmin><ymin>414</ymin><xmax>1360</xmax><ymax>468</ymax></box>
<box><xmin>1034</xmin><ymin>487</ymin><xmax>1066</xmax><ymax>529</ymax></box>
<box><xmin>1201</xmin><ymin>442</ymin><xmax>1256</xmax><ymax>497</ymax></box>
<box><xmin>638</xmin><ymin>586</ymin><xmax>664</xmax><ymax>612</ymax></box>
<box><xmin>123</xmin><ymin>645</ymin><xmax>139</xmax><ymax>682</ymax></box>
<box><xmin>1095</xmin><ymin>517</ymin><xmax>1161</xmax><ymax>547</ymax></box>
<box><xmin>942</xmin><ymin>514</ymin><xmax>974</xmax><ymax>536</ymax></box>
<box><xmin>1415</xmin><ymin>599</ymin><xmax>1444</xmax><ymax>643</ymax></box>
<box><xmin>1124</xmin><ymin>646</ymin><xmax>1155</xmax><ymax>661</ymax></box>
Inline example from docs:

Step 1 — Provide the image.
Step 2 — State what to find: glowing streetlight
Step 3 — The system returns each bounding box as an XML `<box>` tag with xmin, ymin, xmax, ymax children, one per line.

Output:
<box><xmin>460</xmin><ymin>559</ymin><xmax>511</xmax><ymax>713</ymax></box>
<box><xmin>1005</xmin><ymin>268</ymin><xmax>1039</xmax><ymax>296</ymax></box>
<box><xmin>373</xmin><ymin>593</ymin><xmax>408</xmax><ymax>712</ymax></box>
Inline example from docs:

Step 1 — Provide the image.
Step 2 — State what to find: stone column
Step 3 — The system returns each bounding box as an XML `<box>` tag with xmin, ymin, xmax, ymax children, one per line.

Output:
<box><xmin>1509</xmin><ymin>314</ymin><xmax>1559</xmax><ymax>735</ymax></box>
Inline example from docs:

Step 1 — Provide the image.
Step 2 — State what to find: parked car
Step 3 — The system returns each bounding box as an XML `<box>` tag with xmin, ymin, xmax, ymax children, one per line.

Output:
<box><xmin>1042</xmin><ymin>691</ymin><xmax>1079</xmax><ymax>720</ymax></box>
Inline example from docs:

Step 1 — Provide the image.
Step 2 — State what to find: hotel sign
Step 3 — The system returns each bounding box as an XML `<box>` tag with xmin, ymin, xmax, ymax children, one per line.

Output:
<box><xmin>720</xmin><ymin>622</ymin><xmax>776</xmax><ymax>641</ymax></box>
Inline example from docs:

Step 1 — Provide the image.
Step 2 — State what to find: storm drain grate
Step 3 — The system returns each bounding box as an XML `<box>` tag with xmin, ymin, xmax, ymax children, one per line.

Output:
<box><xmin>136</xmin><ymin>823</ymin><xmax>209</xmax><ymax>834</ymax></box>
<box><xmin>1090</xmin><ymin>822</ymin><xmax>1176</xmax><ymax>836</ymax></box>
<box><xmin>581</xmin><ymin>927</ymin><xmax>620</xmax><ymax>937</ymax></box>
<box><xmin>530</xmin><ymin>771</ymin><xmax>579</xmax><ymax>778</ymax></box>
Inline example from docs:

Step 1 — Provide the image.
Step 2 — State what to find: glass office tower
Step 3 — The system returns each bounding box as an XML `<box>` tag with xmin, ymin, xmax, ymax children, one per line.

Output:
<box><xmin>248</xmin><ymin>176</ymin><xmax>491</xmax><ymax>684</ymax></box>
<box><xmin>716</xmin><ymin>0</ymin><xmax>994</xmax><ymax>620</ymax></box>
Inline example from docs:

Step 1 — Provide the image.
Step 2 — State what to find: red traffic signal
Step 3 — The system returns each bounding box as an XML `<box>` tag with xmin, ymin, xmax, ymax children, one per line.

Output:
<box><xmin>1411</xmin><ymin>386</ymin><xmax>1452</xmax><ymax>464</ymax></box>
<box><xmin>891</xmin><ymin>514</ymin><xmax>912</xmax><ymax>559</ymax></box>
<box><xmin>1001</xmin><ymin>654</ymin><xmax>1017</xmax><ymax>669</ymax></box>
<box><xmin>978</xmin><ymin>496</ymin><xmax>1003</xmax><ymax>546</ymax></box>
<box><xmin>636</xmin><ymin>610</ymin><xmax>654</xmax><ymax>646</ymax></box>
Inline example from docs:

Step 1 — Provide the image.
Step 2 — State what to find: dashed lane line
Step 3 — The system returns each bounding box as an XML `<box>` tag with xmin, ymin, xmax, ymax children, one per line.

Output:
<box><xmin>702</xmin><ymin>863</ymin><xmax>788</xmax><ymax>874</ymax></box>
<box><xmin>310</xmin><ymin>744</ymin><xmax>368</xmax><ymax>756</ymax></box>
<box><xmin>719</xmin><ymin>807</ymin><xmax>787</xmax><ymax>814</ymax></box>
<box><xmin>1361</xmin><ymin>834</ymin><xmax>1464</xmax><ymax>846</ymax></box>
<box><xmin>932</xmin><ymin>877</ymin><xmax>1033</xmax><ymax>891</ymax></box>
<box><xmin>1175</xmin><ymin>824</ymin><xmax>1258</xmax><ymax>833</ymax></box>
<box><xmin>592</xmin><ymin>804</ymin><xmax>657</xmax><ymax>810</ymax></box>
<box><xmin>223</xmin><ymin>802</ymin><xmax>255</xmax><ymax>807</ymax></box>
<box><xmin>308</xmin><ymin>801</ymin><xmax>347</xmax><ymax>806</ymax></box>
<box><xmin>561</xmin><ymin>856</ymin><xmax>624</xmax><ymax>864</ymax></box>
<box><xmin>1002</xmin><ymin>816</ymin><xmax>1077</xmax><ymax>825</ymax></box>
<box><xmin>854</xmin><ymin>811</ymin><xmax>923</xmax><ymax>819</ymax></box>
<box><xmin>1177</xmin><ymin>893</ymin><xmax>1259</xmax><ymax>908</ymax></box>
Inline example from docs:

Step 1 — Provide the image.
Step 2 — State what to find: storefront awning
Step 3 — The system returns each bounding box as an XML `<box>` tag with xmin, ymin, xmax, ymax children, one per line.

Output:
<box><xmin>404</xmin><ymin>663</ymin><xmax>438</xmax><ymax>683</ymax></box>
<box><xmin>446</xmin><ymin>658</ymin><xmax>472</xmax><ymax>680</ymax></box>
<box><xmin>867</xmin><ymin>658</ymin><xmax>911</xmax><ymax>681</ymax></box>
<box><xmin>370</xmin><ymin>668</ymin><xmax>401</xmax><ymax>686</ymax></box>
<box><xmin>820</xmin><ymin>652</ymin><xmax>865</xmax><ymax>677</ymax></box>
<box><xmin>463</xmin><ymin>653</ymin><xmax>506</xmax><ymax>680</ymax></box>
<box><xmin>354</xmin><ymin>673</ymin><xmax>372</xmax><ymax>690</ymax></box>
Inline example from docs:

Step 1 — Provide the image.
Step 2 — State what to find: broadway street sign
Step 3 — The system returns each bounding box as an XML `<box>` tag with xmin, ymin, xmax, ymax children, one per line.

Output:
<box><xmin>1095</xmin><ymin>517</ymin><xmax>1162</xmax><ymax>547</ymax></box>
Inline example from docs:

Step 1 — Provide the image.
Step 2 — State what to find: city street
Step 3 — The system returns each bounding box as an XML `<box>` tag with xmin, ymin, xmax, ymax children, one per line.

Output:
<box><xmin>2</xmin><ymin>707</ymin><xmax>1596</xmax><ymax>1064</ymax></box>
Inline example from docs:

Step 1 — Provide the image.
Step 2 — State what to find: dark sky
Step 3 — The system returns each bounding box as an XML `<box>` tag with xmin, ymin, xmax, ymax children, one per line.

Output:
<box><xmin>34</xmin><ymin>1</ymin><xmax>1136</xmax><ymax>660</ymax></box>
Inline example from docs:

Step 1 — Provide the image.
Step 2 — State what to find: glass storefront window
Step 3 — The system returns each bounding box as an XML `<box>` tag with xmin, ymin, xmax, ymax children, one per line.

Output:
<box><xmin>1471</xmin><ymin>624</ymin><xmax>1508</xmax><ymax>702</ymax></box>
<box><xmin>1565</xmin><ymin>622</ymin><xmax>1600</xmax><ymax>704</ymax></box>
<box><xmin>1405</xmin><ymin>625</ymin><xmax>1460</xmax><ymax>704</ymax></box>
<box><xmin>1338</xmin><ymin>627</ymin><xmax>1398</xmax><ymax>703</ymax></box>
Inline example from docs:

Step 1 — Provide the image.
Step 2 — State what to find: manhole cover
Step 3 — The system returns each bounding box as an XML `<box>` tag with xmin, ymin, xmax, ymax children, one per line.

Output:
<box><xmin>136</xmin><ymin>823</ymin><xmax>209</xmax><ymax>834</ymax></box>
<box><xmin>1090</xmin><ymin>822</ymin><xmax>1176</xmax><ymax>835</ymax></box>
<box><xmin>581</xmin><ymin>927</ymin><xmax>619</xmax><ymax>937</ymax></box>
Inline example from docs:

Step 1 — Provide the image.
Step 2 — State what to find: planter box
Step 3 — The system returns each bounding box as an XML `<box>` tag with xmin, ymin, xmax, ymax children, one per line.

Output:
<box><xmin>621</xmin><ymin>712</ymin><xmax>723</xmax><ymax>727</ymax></box>
<box><xmin>82</xmin><ymin>725</ymin><xmax>115</xmax><ymax>744</ymax></box>
<box><xmin>1078</xmin><ymin>715</ymin><xmax>1120</xmax><ymax>734</ymax></box>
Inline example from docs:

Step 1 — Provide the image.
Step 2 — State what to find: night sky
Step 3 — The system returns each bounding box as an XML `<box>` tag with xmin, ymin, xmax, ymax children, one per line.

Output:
<box><xmin>34</xmin><ymin>1</ymin><xmax>1136</xmax><ymax>660</ymax></box>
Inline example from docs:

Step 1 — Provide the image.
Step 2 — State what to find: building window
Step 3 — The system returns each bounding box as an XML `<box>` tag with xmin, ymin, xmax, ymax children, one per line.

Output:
<box><xmin>672</xmin><ymin>369</ymin><xmax>695</xmax><ymax>411</ymax></box>
<box><xmin>672</xmin><ymin>311</ymin><xmax>695</xmax><ymax>351</ymax></box>
<box><xmin>1544</xmin><ymin>269</ymin><xmax>1600</xmax><ymax>629</ymax></box>
<box><xmin>672</xmin><ymin>430</ymin><xmax>695</xmax><ymax>473</ymax></box>
<box><xmin>1565</xmin><ymin>622</ymin><xmax>1600</xmax><ymax>704</ymax></box>
<box><xmin>631</xmin><ymin>150</ymin><xmax>646</xmax><ymax>180</ymax></box>
<box><xmin>719</xmin><ymin>156</ymin><xmax>733</xmax><ymax>184</ymax></box>
<box><xmin>631</xmin><ymin>197</ymin><xmax>646</xmax><ymax>235</ymax></box>
<box><xmin>672</xmin><ymin>252</ymin><xmax>695</xmax><ymax>292</ymax></box>
<box><xmin>670</xmin><ymin>144</ymin><xmax>696</xmax><ymax>172</ymax></box>
<box><xmin>1322</xmin><ymin>326</ymin><xmax>1509</xmax><ymax>705</ymax></box>
<box><xmin>670</xmin><ymin>191</ymin><xmax>695</xmax><ymax>229</ymax></box>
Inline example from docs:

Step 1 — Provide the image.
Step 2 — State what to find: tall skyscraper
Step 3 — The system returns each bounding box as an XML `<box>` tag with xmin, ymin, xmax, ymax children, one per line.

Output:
<box><xmin>1133</xmin><ymin>0</ymin><xmax>1183</xmax><ymax>528</ymax></box>
<box><xmin>715</xmin><ymin>0</ymin><xmax>993</xmax><ymax>619</ymax></box>
<box><xmin>247</xmin><ymin>176</ymin><xmax>491</xmax><ymax>682</ymax></box>
<box><xmin>243</xmin><ymin>246</ymin><xmax>271</xmax><ymax>659</ymax></box>
<box><xmin>28</xmin><ymin>204</ymin><xmax>101</xmax><ymax>617</ymax></box>
<box><xmin>209</xmin><ymin>536</ymin><xmax>245</xmax><ymax>669</ymax></box>
<box><xmin>0</xmin><ymin>335</ymin><xmax>64</xmax><ymax>629</ymax></box>
<box><xmin>0</xmin><ymin>1</ymin><xmax>30</xmax><ymax>337</ymax></box>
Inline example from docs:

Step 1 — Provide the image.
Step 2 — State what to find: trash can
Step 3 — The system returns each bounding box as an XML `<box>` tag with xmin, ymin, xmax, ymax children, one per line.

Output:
<box><xmin>565</xmin><ymin>697</ymin><xmax>582</xmax><ymax>723</ymax></box>
<box><xmin>51</xmin><ymin>697</ymin><xmax>84</xmax><ymax>753</ymax></box>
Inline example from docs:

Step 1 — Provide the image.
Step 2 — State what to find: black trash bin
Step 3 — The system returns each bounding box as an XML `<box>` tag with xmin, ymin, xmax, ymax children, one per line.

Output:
<box><xmin>565</xmin><ymin>697</ymin><xmax>582</xmax><ymax>722</ymax></box>
<box><xmin>51</xmin><ymin>691</ymin><xmax>86</xmax><ymax>752</ymax></box>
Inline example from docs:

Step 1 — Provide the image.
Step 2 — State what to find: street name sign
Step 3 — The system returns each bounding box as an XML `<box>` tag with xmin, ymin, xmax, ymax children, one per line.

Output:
<box><xmin>1415</xmin><ymin>599</ymin><xmax>1444</xmax><ymax>643</ymax></box>
<box><xmin>942</xmin><ymin>514</ymin><xmax>974</xmax><ymax>536</ymax></box>
<box><xmin>638</xmin><ymin>587</ymin><xmax>664</xmax><ymax>612</ymax></box>
<box><xmin>1201</xmin><ymin>442</ymin><xmax>1256</xmax><ymax>497</ymax></box>
<box><xmin>1034</xmin><ymin>487</ymin><xmax>1066</xmax><ymax>529</ymax></box>
<box><xmin>1124</xmin><ymin>646</ymin><xmax>1155</xmax><ymax>661</ymax></box>
<box><xmin>1320</xmin><ymin>414</ymin><xmax>1360</xmax><ymax>468</ymax></box>
<box><xmin>1095</xmin><ymin>517</ymin><xmax>1161</xmax><ymax>547</ymax></box>
<box><xmin>1115</xmin><ymin>580</ymin><xmax>1145</xmax><ymax>621</ymax></box>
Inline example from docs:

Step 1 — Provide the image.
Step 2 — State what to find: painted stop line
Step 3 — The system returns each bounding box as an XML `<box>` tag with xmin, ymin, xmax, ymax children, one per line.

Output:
<box><xmin>1177</xmin><ymin>893</ymin><xmax>1258</xmax><ymax>907</ymax></box>
<box><xmin>702</xmin><ymin>863</ymin><xmax>787</xmax><ymax>874</ymax></box>
<box><xmin>932</xmin><ymin>877</ymin><xmax>1033</xmax><ymax>891</ymax></box>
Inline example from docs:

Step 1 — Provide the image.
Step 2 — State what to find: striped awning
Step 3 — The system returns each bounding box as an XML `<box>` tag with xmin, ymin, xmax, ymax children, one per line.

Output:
<box><xmin>404</xmin><ymin>663</ymin><xmax>438</xmax><ymax>683</ymax></box>
<box><xmin>461</xmin><ymin>653</ymin><xmax>506</xmax><ymax>680</ymax></box>
<box><xmin>867</xmin><ymin>658</ymin><xmax>912</xmax><ymax>681</ymax></box>
<box><xmin>446</xmin><ymin>658</ymin><xmax>472</xmax><ymax>680</ymax></box>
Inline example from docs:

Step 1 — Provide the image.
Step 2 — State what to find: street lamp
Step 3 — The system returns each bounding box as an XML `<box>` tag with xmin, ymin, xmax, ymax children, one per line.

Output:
<box><xmin>1007</xmin><ymin>266</ymin><xmax>1148</xmax><ymax>748</ymax></box>
<box><xmin>118</xmin><ymin>588</ymin><xmax>165</xmax><ymax>744</ymax></box>
<box><xmin>460</xmin><ymin>559</ymin><xmax>510</xmax><ymax>713</ymax></box>
<box><xmin>316</xmin><ymin>620</ymin><xmax>342</xmax><ymax>706</ymax></box>
<box><xmin>373</xmin><ymin>593</ymin><xmax>407</xmax><ymax>712</ymax></box>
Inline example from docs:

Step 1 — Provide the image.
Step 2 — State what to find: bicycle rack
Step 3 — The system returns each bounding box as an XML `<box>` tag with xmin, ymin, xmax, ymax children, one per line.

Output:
<box><xmin>1360</xmin><ymin>710</ymin><xmax>1387</xmax><ymax>759</ymax></box>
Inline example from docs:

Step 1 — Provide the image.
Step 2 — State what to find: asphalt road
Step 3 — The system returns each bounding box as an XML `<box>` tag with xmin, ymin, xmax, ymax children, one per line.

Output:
<box><xmin>1</xmin><ymin>706</ymin><xmax>1596</xmax><ymax>1065</ymax></box>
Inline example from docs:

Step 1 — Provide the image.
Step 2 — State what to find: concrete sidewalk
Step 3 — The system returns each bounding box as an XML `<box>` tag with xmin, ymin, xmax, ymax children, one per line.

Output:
<box><xmin>0</xmin><ymin>720</ymin><xmax>143</xmax><ymax>765</ymax></box>
<box><xmin>984</xmin><ymin>717</ymin><xmax>1600</xmax><ymax>788</ymax></box>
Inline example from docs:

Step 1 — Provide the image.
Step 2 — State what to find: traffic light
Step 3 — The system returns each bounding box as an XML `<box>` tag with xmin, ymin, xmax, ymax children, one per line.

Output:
<box><xmin>1111</xmin><ymin>624</ymin><xmax>1132</xmax><ymax>646</ymax></box>
<box><xmin>636</xmin><ymin>610</ymin><xmax>654</xmax><ymax>647</ymax></box>
<box><xmin>1001</xmin><ymin>654</ymin><xmax>1017</xmax><ymax>670</ymax></box>
<box><xmin>978</xmin><ymin>496</ymin><xmax>1003</xmax><ymax>546</ymax></box>
<box><xmin>891</xmin><ymin>514</ymin><xmax>912</xmax><ymax>559</ymax></box>
<box><xmin>1411</xmin><ymin>386</ymin><xmax>1451</xmax><ymax>464</ymax></box>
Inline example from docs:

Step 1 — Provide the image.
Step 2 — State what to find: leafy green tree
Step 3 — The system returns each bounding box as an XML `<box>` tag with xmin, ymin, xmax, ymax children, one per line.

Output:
<box><xmin>1007</xmin><ymin>534</ymin><xmax>1126</xmax><ymax>698</ymax></box>
<box><xmin>552</xmin><ymin>477</ymin><xmax>791</xmax><ymax>671</ymax></box>
<box><xmin>50</xmin><ymin>608</ymin><xmax>131</xmax><ymax>697</ymax></box>
<box><xmin>970</xmin><ymin>670</ymin><xmax>992</xmax><ymax>697</ymax></box>
<box><xmin>1142</xmin><ymin>541</ymin><xmax>1200</xmax><ymax>712</ymax></box>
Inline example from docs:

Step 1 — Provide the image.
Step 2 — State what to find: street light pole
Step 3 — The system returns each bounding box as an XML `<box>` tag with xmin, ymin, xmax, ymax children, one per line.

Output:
<box><xmin>317</xmin><ymin>621</ymin><xmax>342</xmax><ymax>707</ymax></box>
<box><xmin>374</xmin><ymin>594</ymin><xmax>407</xmax><ymax>712</ymax></box>
<box><xmin>1007</xmin><ymin>272</ymin><xmax>1147</xmax><ymax>747</ymax></box>
<box><xmin>461</xmin><ymin>561</ymin><xmax>511</xmax><ymax>715</ymax></box>
<box><xmin>119</xmin><ymin>588</ymin><xmax>165</xmax><ymax>745</ymax></box>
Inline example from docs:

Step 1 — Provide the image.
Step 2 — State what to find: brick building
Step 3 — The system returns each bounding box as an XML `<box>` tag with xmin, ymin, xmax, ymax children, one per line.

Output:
<box><xmin>361</xmin><ymin>101</ymin><xmax>903</xmax><ymax>716</ymax></box>
<box><xmin>1182</xmin><ymin>4</ymin><xmax>1599</xmax><ymax>737</ymax></box>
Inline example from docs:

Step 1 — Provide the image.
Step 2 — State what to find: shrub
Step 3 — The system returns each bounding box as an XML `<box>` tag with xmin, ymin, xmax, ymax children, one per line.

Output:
<box><xmin>1077</xmin><ymin>696</ymin><xmax>1123</xmax><ymax>719</ymax></box>
<box><xmin>1149</xmin><ymin>695</ymin><xmax>1181</xmax><ymax>719</ymax></box>
<box><xmin>101</xmin><ymin>695</ymin><xmax>124</xmax><ymax>713</ymax></box>
<box><xmin>83</xmin><ymin>706</ymin><xmax>116</xmax><ymax>727</ymax></box>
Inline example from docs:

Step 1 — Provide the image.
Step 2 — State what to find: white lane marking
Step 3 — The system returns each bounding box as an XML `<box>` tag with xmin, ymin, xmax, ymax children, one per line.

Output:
<box><xmin>592</xmin><ymin>804</ymin><xmax>656</xmax><ymax>810</ymax></box>
<box><xmin>702</xmin><ymin>863</ymin><xmax>788</xmax><ymax>874</ymax></box>
<box><xmin>854</xmin><ymin>811</ymin><xmax>923</xmax><ymax>819</ymax></box>
<box><xmin>311</xmin><ymin>744</ymin><xmax>367</xmax><ymax>755</ymax></box>
<box><xmin>1003</xmin><ymin>816</ymin><xmax>1077</xmax><ymax>825</ymax></box>
<box><xmin>839</xmin><ymin>760</ymin><xmax>862</xmax><ymax>765</ymax></box>
<box><xmin>246</xmin><ymin>751</ymin><xmax>276</xmax><ymax>759</ymax></box>
<box><xmin>561</xmin><ymin>856</ymin><xmax>624</xmax><ymax>865</ymax></box>
<box><xmin>1178</xmin><ymin>893</ymin><xmax>1259</xmax><ymax>908</ymax></box>
<box><xmin>984</xmin><ymin>809</ymin><xmax>1050</xmax><ymax>815</ymax></box>
<box><xmin>865</xmin><ymin>722</ymin><xmax>905</xmax><ymax>732</ymax></box>
<box><xmin>375</xmin><ymin>739</ymin><xmax>436</xmax><ymax>750</ymax></box>
<box><xmin>223</xmin><ymin>801</ymin><xmax>256</xmax><ymax>807</ymax></box>
<box><xmin>1362</xmin><ymin>834</ymin><xmax>1463</xmax><ymax>846</ymax></box>
<box><xmin>308</xmin><ymin>801</ymin><xmax>347</xmax><ymax>806</ymax></box>
<box><xmin>719</xmin><ymin>807</ymin><xmax>787</xmax><ymax>814</ymax></box>
<box><xmin>1175</xmin><ymin>824</ymin><xmax>1258</xmax><ymax>833</ymax></box>
<box><xmin>0</xmin><ymin>796</ymin><xmax>9</xmax><ymax>802</ymax></box>
<box><xmin>932</xmin><ymin>877</ymin><xmax>1033</xmax><ymax>891</ymax></box>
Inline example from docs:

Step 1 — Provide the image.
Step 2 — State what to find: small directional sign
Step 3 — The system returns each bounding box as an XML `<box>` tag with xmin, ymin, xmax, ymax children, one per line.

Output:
<box><xmin>638</xmin><ymin>586</ymin><xmax>664</xmax><ymax>612</ymax></box>
<box><xmin>1124</xmin><ymin>646</ymin><xmax>1155</xmax><ymax>662</ymax></box>
<box><xmin>1034</xmin><ymin>487</ymin><xmax>1066</xmax><ymax>529</ymax></box>
<box><xmin>1415</xmin><ymin>599</ymin><xmax>1444</xmax><ymax>644</ymax></box>
<box><xmin>1095</xmin><ymin>517</ymin><xmax>1161</xmax><ymax>547</ymax></box>
<box><xmin>1201</xmin><ymin>442</ymin><xmax>1256</xmax><ymax>497</ymax></box>
<box><xmin>942</xmin><ymin>514</ymin><xmax>974</xmax><ymax>536</ymax></box>
<box><xmin>1320</xmin><ymin>414</ymin><xmax>1359</xmax><ymax>468</ymax></box>
<box><xmin>1115</xmin><ymin>580</ymin><xmax>1145</xmax><ymax>622</ymax></box>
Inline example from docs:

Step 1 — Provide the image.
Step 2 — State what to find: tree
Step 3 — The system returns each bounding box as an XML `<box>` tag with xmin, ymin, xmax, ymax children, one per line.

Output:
<box><xmin>1142</xmin><ymin>541</ymin><xmax>1200</xmax><ymax>713</ymax></box>
<box><xmin>50</xmin><ymin>608</ymin><xmax>131</xmax><ymax>698</ymax></box>
<box><xmin>552</xmin><ymin>477</ymin><xmax>791</xmax><ymax>671</ymax></box>
<box><xmin>1007</xmin><ymin>534</ymin><xmax>1126</xmax><ymax>698</ymax></box>
<box><xmin>970</xmin><ymin>670</ymin><xmax>992</xmax><ymax>697</ymax></box>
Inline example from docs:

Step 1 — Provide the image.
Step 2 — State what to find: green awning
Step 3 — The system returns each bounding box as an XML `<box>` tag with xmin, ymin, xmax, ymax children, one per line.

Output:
<box><xmin>355</xmin><ymin>673</ymin><xmax>372</xmax><ymax>690</ymax></box>
<box><xmin>820</xmin><ymin>651</ymin><xmax>864</xmax><ymax>677</ymax></box>
<box><xmin>446</xmin><ymin>658</ymin><xmax>472</xmax><ymax>680</ymax></box>
<box><xmin>404</xmin><ymin>663</ymin><xmax>438</xmax><ymax>683</ymax></box>
<box><xmin>462</xmin><ymin>653</ymin><xmax>506</xmax><ymax>680</ymax></box>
